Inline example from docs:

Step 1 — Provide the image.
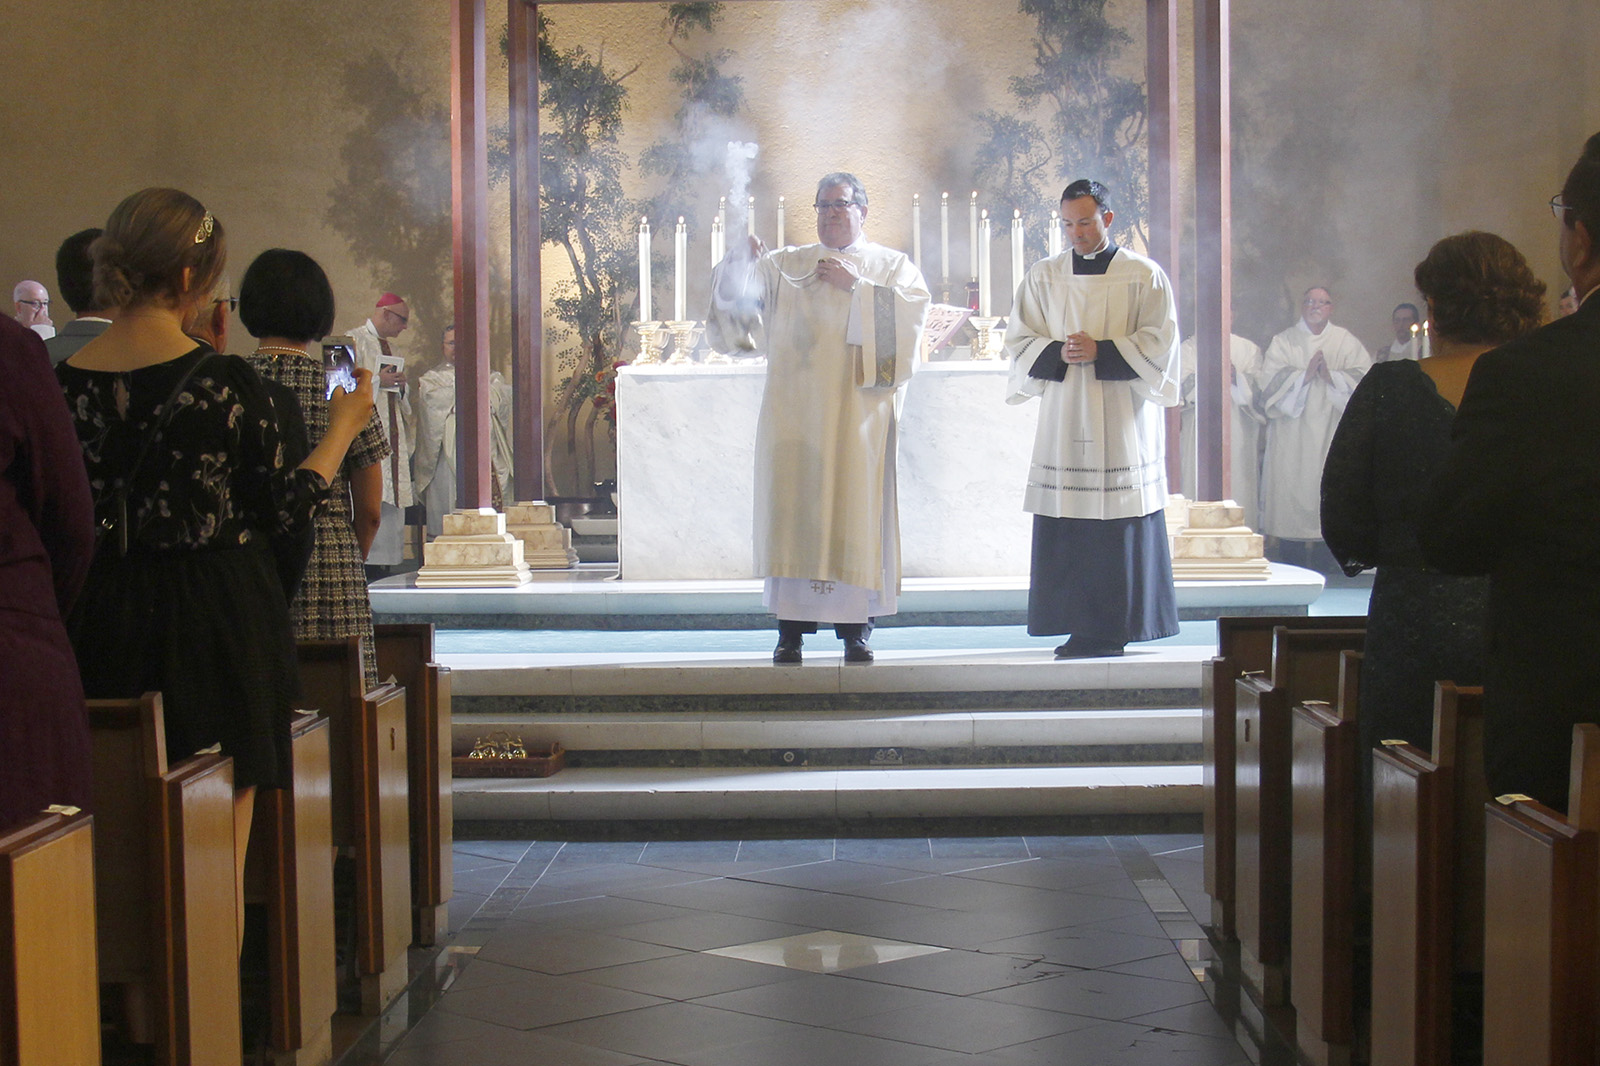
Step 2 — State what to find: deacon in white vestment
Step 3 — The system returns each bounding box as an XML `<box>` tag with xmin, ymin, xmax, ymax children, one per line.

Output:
<box><xmin>348</xmin><ymin>293</ymin><xmax>415</xmax><ymax>573</ymax></box>
<box><xmin>708</xmin><ymin>172</ymin><xmax>930</xmax><ymax>664</ymax></box>
<box><xmin>1179</xmin><ymin>333</ymin><xmax>1265</xmax><ymax>528</ymax></box>
<box><xmin>413</xmin><ymin>324</ymin><xmax>514</xmax><ymax>537</ymax></box>
<box><xmin>1257</xmin><ymin>287</ymin><xmax>1371</xmax><ymax>552</ymax></box>
<box><xmin>1004</xmin><ymin>180</ymin><xmax>1181</xmax><ymax>658</ymax></box>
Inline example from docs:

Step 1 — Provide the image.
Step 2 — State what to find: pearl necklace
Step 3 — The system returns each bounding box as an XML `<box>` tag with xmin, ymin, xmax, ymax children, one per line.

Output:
<box><xmin>252</xmin><ymin>344</ymin><xmax>310</xmax><ymax>358</ymax></box>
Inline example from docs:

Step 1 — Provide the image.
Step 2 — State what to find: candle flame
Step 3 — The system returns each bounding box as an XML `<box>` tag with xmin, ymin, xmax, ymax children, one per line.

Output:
<box><xmin>1014</xmin><ymin>209</ymin><xmax>1021</xmax><ymax>219</ymax></box>
<box><xmin>981</xmin><ymin>209</ymin><xmax>989</xmax><ymax>219</ymax></box>
<box><xmin>942</xmin><ymin>192</ymin><xmax>949</xmax><ymax>201</ymax></box>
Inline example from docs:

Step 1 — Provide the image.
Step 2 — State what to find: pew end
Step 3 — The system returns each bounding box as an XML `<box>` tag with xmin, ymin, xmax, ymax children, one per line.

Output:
<box><xmin>0</xmin><ymin>810</ymin><xmax>100</xmax><ymax>1066</ymax></box>
<box><xmin>373</xmin><ymin>623</ymin><xmax>453</xmax><ymax>947</ymax></box>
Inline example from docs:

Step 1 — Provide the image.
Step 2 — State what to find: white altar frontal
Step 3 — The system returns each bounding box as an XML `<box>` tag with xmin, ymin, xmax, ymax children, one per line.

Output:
<box><xmin>616</xmin><ymin>361</ymin><xmax>1041</xmax><ymax>580</ymax></box>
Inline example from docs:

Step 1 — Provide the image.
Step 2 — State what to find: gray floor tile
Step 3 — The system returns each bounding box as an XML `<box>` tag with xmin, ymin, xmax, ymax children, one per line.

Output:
<box><xmin>928</xmin><ymin>836</ymin><xmax>1032</xmax><ymax>859</ymax></box>
<box><xmin>512</xmin><ymin>894</ymin><xmax>703</xmax><ymax>930</ymax></box>
<box><xmin>386</xmin><ymin>1024</ymin><xmax>656</xmax><ymax>1066</ymax></box>
<box><xmin>1021</xmin><ymin>836</ymin><xmax>1122</xmax><ymax>864</ymax></box>
<box><xmin>610</xmin><ymin>910</ymin><xmax>816</xmax><ymax>951</ymax></box>
<box><xmin>977</xmin><ymin>967</ymin><xmax>1207</xmax><ymax>1020</ymax></box>
<box><xmin>639</xmin><ymin>839</ymin><xmax>742</xmax><ymax>864</ymax></box>
<box><xmin>1104</xmin><ymin>949</ymin><xmax>1207</xmax><ymax>985</ymax></box>
<box><xmin>982</xmin><ymin>926</ymin><xmax>1176</xmax><ymax>970</ymax></box>
<box><xmin>541</xmin><ymin>1002</ymin><xmax>820</xmax><ymax>1061</ymax></box>
<box><xmin>950</xmin><ymin>857</ymin><xmax>1142</xmax><ymax>892</ymax></box>
<box><xmin>451</xmin><ymin>840</ymin><xmax>535</xmax><ymax>864</ymax></box>
<box><xmin>474</xmin><ymin>926</ymin><xmax>684</xmax><ymax>974</ymax></box>
<box><xmin>733</xmin><ymin>838</ymin><xmax>837</xmax><ymax>863</ymax></box>
<box><xmin>452</xmin><ymin>864</ymin><xmax>513</xmax><ymax>897</ymax></box>
<box><xmin>992</xmin><ymin>1016</ymin><xmax>1250</xmax><ymax>1065</ymax></box>
<box><xmin>692</xmin><ymin>971</ymin><xmax>952</xmax><ymax>1026</ymax></box>
<box><xmin>834</xmin><ymin>837</ymin><xmax>933</xmax><ymax>863</ymax></box>
<box><xmin>683</xmin><ymin>1023</ymin><xmax>960</xmax><ymax>1066</ymax></box>
<box><xmin>577</xmin><ymin>949</ymin><xmax>811</xmax><ymax>999</ymax></box>
<box><xmin>1125</xmin><ymin>999</ymin><xmax>1242</xmax><ymax>1038</ymax></box>
<box><xmin>1136</xmin><ymin>834</ymin><xmax>1204</xmax><ymax>857</ymax></box>
<box><xmin>842</xmin><ymin>947</ymin><xmax>1066</xmax><ymax>996</ymax></box>
<box><xmin>435</xmin><ymin>970</ymin><xmax>668</xmax><ymax>1030</ymax></box>
<box><xmin>835</xmin><ymin>997</ymin><xmax>1100</xmax><ymax>1054</ymax></box>
<box><xmin>546</xmin><ymin>841</ymin><xmax>651</xmax><ymax>864</ymax></box>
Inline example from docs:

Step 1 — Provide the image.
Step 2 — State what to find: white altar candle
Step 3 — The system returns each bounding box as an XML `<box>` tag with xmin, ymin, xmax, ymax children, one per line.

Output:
<box><xmin>969</xmin><ymin>191</ymin><xmax>979</xmax><ymax>280</ymax></box>
<box><xmin>674</xmin><ymin>217</ymin><xmax>687</xmax><ymax>322</ymax></box>
<box><xmin>912</xmin><ymin>194</ymin><xmax>922</xmax><ymax>273</ymax></box>
<box><xmin>1011</xmin><ymin>209</ymin><xmax>1025</xmax><ymax>296</ymax></box>
<box><xmin>777</xmin><ymin>196</ymin><xmax>786</xmax><ymax>247</ymax></box>
<box><xmin>979</xmin><ymin>210</ymin><xmax>992</xmax><ymax>317</ymax></box>
<box><xmin>1047</xmin><ymin>213</ymin><xmax>1063</xmax><ymax>258</ymax></box>
<box><xmin>940</xmin><ymin>192</ymin><xmax>950</xmax><ymax>290</ymax></box>
<box><xmin>710</xmin><ymin>216</ymin><xmax>723</xmax><ymax>269</ymax></box>
<box><xmin>747</xmin><ymin>195</ymin><xmax>755</xmax><ymax>242</ymax></box>
<box><xmin>638</xmin><ymin>217</ymin><xmax>652</xmax><ymax>323</ymax></box>
<box><xmin>717</xmin><ymin>196</ymin><xmax>727</xmax><ymax>255</ymax></box>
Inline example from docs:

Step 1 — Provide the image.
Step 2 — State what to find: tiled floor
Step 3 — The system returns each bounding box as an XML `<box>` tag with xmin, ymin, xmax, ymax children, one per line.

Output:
<box><xmin>345</xmin><ymin>833</ymin><xmax>1287</xmax><ymax>1065</ymax></box>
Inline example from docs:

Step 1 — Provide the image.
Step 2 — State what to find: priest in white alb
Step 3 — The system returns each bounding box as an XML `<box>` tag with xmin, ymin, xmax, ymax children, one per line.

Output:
<box><xmin>413</xmin><ymin>324</ymin><xmax>515</xmax><ymax>536</ymax></box>
<box><xmin>1004</xmin><ymin>179</ymin><xmax>1181</xmax><ymax>659</ymax></box>
<box><xmin>1257</xmin><ymin>286</ymin><xmax>1370</xmax><ymax>564</ymax></box>
<box><xmin>708</xmin><ymin>172</ymin><xmax>929</xmax><ymax>664</ymax></box>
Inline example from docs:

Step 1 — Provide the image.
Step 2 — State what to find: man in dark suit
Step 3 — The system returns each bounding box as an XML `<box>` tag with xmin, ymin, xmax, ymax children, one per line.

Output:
<box><xmin>43</xmin><ymin>228</ymin><xmax>113</xmax><ymax>365</ymax></box>
<box><xmin>1420</xmin><ymin>133</ymin><xmax>1600</xmax><ymax>810</ymax></box>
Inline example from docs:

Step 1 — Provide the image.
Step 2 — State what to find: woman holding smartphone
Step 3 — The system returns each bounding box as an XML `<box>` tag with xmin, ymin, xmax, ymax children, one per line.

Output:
<box><xmin>241</xmin><ymin>249</ymin><xmax>389</xmax><ymax>690</ymax></box>
<box><xmin>58</xmin><ymin>189</ymin><xmax>375</xmax><ymax>934</ymax></box>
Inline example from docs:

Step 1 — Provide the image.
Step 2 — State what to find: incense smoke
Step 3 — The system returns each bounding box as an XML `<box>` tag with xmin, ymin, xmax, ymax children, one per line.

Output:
<box><xmin>725</xmin><ymin>141</ymin><xmax>760</xmax><ymax>239</ymax></box>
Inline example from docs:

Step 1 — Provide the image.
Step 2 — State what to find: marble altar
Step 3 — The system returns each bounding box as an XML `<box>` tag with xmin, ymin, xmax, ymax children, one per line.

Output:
<box><xmin>616</xmin><ymin>361</ymin><xmax>1042</xmax><ymax>580</ymax></box>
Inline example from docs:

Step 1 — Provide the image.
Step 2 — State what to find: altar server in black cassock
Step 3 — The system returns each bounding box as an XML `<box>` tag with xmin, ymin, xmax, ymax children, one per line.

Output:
<box><xmin>1004</xmin><ymin>180</ymin><xmax>1181</xmax><ymax>659</ymax></box>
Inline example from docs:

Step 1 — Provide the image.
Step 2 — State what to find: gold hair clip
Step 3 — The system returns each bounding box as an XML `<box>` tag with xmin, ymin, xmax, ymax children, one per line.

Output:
<box><xmin>194</xmin><ymin>212</ymin><xmax>214</xmax><ymax>244</ymax></box>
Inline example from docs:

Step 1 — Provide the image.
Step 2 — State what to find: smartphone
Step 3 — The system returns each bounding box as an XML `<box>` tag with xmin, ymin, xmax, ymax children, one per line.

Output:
<box><xmin>321</xmin><ymin>335</ymin><xmax>358</xmax><ymax>400</ymax></box>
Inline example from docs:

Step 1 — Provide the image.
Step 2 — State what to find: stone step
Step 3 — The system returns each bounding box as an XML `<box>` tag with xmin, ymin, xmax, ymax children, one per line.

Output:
<box><xmin>452</xmin><ymin>763</ymin><xmax>1202</xmax><ymax>823</ymax></box>
<box><xmin>452</xmin><ymin>707</ymin><xmax>1201</xmax><ymax>768</ymax></box>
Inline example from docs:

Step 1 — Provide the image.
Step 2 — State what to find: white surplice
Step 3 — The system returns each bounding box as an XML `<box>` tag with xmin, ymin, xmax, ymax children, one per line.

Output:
<box><xmin>1257</xmin><ymin>320</ymin><xmax>1371</xmax><ymax>540</ymax></box>
<box><xmin>1003</xmin><ymin>248</ymin><xmax>1181</xmax><ymax>521</ymax></box>
<box><xmin>708</xmin><ymin>240</ymin><xmax>930</xmax><ymax>620</ymax></box>
<box><xmin>413</xmin><ymin>363</ymin><xmax>514</xmax><ymax>535</ymax></box>
<box><xmin>1179</xmin><ymin>333</ymin><xmax>1266</xmax><ymax>526</ymax></box>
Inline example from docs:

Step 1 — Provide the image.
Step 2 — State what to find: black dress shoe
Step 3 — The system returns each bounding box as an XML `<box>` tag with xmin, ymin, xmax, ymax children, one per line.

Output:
<box><xmin>843</xmin><ymin>637</ymin><xmax>874</xmax><ymax>663</ymax></box>
<box><xmin>1053</xmin><ymin>637</ymin><xmax>1125</xmax><ymax>659</ymax></box>
<box><xmin>773</xmin><ymin>639</ymin><xmax>803</xmax><ymax>664</ymax></box>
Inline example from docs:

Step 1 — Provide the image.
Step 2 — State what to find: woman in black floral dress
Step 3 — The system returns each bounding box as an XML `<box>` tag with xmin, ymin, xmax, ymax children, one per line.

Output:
<box><xmin>57</xmin><ymin>188</ymin><xmax>375</xmax><ymax>924</ymax></box>
<box><xmin>240</xmin><ymin>249</ymin><xmax>388</xmax><ymax>689</ymax></box>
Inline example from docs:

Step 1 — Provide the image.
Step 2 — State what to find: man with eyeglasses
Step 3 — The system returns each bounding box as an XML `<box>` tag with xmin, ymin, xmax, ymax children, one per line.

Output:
<box><xmin>44</xmin><ymin>229</ymin><xmax>114</xmax><ymax>365</ymax></box>
<box><xmin>708</xmin><ymin>172</ymin><xmax>930</xmax><ymax>665</ymax></box>
<box><xmin>349</xmin><ymin>292</ymin><xmax>415</xmax><ymax>577</ymax></box>
<box><xmin>1420</xmin><ymin>133</ymin><xmax>1600</xmax><ymax>811</ymax></box>
<box><xmin>1003</xmin><ymin>179</ymin><xmax>1181</xmax><ymax>659</ymax></box>
<box><xmin>12</xmin><ymin>280</ymin><xmax>54</xmax><ymax>341</ymax></box>
<box><xmin>1258</xmin><ymin>285</ymin><xmax>1370</xmax><ymax>568</ymax></box>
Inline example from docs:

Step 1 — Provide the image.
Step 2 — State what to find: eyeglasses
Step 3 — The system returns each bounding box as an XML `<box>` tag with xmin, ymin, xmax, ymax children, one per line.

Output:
<box><xmin>213</xmin><ymin>295</ymin><xmax>237</xmax><ymax>313</ymax></box>
<box><xmin>1551</xmin><ymin>194</ymin><xmax>1574</xmax><ymax>222</ymax></box>
<box><xmin>16</xmin><ymin>298</ymin><xmax>49</xmax><ymax>310</ymax></box>
<box><xmin>1302</xmin><ymin>298</ymin><xmax>1332</xmax><ymax>308</ymax></box>
<box><xmin>383</xmin><ymin>307</ymin><xmax>409</xmax><ymax>324</ymax></box>
<box><xmin>814</xmin><ymin>200</ymin><xmax>860</xmax><ymax>213</ymax></box>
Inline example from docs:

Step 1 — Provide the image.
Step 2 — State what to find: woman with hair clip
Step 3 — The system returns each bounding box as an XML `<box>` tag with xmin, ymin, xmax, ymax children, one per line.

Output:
<box><xmin>57</xmin><ymin>188</ymin><xmax>375</xmax><ymax>946</ymax></box>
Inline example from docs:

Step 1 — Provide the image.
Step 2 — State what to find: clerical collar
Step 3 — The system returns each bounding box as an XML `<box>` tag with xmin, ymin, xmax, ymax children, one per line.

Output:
<box><xmin>1074</xmin><ymin>240</ymin><xmax>1116</xmax><ymax>262</ymax></box>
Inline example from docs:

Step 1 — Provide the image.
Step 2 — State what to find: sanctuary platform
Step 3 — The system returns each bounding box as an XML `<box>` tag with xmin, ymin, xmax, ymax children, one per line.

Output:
<box><xmin>369</xmin><ymin>563</ymin><xmax>1324</xmax><ymax>630</ymax></box>
<box><xmin>367</xmin><ymin>567</ymin><xmax>1341</xmax><ymax>832</ymax></box>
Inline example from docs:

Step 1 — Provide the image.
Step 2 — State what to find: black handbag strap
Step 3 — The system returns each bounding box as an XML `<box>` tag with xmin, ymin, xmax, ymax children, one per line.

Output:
<box><xmin>122</xmin><ymin>349</ymin><xmax>215</xmax><ymax>491</ymax></box>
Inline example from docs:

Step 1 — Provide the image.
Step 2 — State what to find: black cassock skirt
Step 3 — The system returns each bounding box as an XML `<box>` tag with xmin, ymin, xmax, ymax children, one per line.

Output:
<box><xmin>1027</xmin><ymin>512</ymin><xmax>1179</xmax><ymax>643</ymax></box>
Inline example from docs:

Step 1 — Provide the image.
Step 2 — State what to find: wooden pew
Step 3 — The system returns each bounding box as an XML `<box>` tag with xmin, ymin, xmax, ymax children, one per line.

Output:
<box><xmin>373</xmin><ymin>623</ymin><xmax>454</xmax><ymax>946</ymax></box>
<box><xmin>251</xmin><ymin>713</ymin><xmax>337</xmax><ymax>1065</ymax></box>
<box><xmin>0</xmin><ymin>810</ymin><xmax>99</xmax><ymax>1066</ymax></box>
<box><xmin>295</xmin><ymin>641</ymin><xmax>412</xmax><ymax>1015</ymax></box>
<box><xmin>88</xmin><ymin>693</ymin><xmax>241</xmax><ymax>1066</ymax></box>
<box><xmin>1234</xmin><ymin>625</ymin><xmax>1366</xmax><ymax>1004</ymax></box>
<box><xmin>1481</xmin><ymin>723</ymin><xmax>1600</xmax><ymax>1066</ymax></box>
<box><xmin>1369</xmin><ymin>683</ymin><xmax>1487</xmax><ymax>1066</ymax></box>
<box><xmin>1290</xmin><ymin>649</ymin><xmax>1362</xmax><ymax>1066</ymax></box>
<box><xmin>1204</xmin><ymin>614</ymin><xmax>1366</xmax><ymax>940</ymax></box>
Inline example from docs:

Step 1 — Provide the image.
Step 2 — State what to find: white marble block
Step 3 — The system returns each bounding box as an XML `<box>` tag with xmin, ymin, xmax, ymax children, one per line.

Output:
<box><xmin>416</xmin><ymin>508</ymin><xmax>533</xmax><ymax>588</ymax></box>
<box><xmin>506</xmin><ymin>500</ymin><xmax>579</xmax><ymax>569</ymax></box>
<box><xmin>616</xmin><ymin>362</ymin><xmax>1040</xmax><ymax>580</ymax></box>
<box><xmin>1168</xmin><ymin>497</ymin><xmax>1269</xmax><ymax>580</ymax></box>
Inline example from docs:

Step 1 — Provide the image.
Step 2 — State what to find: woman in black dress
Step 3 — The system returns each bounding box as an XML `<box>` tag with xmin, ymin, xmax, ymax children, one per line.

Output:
<box><xmin>1321</xmin><ymin>232</ymin><xmax>1545</xmax><ymax>769</ymax></box>
<box><xmin>240</xmin><ymin>249</ymin><xmax>389</xmax><ymax>689</ymax></box>
<box><xmin>58</xmin><ymin>188</ymin><xmax>375</xmax><ymax>931</ymax></box>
